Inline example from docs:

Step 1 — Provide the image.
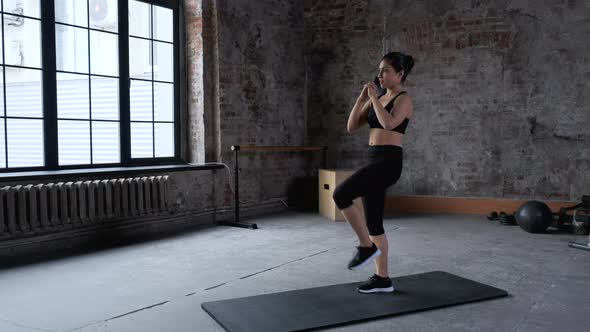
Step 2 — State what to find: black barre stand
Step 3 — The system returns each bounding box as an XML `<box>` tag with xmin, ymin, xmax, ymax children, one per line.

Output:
<box><xmin>218</xmin><ymin>145</ymin><xmax>328</xmax><ymax>230</ymax></box>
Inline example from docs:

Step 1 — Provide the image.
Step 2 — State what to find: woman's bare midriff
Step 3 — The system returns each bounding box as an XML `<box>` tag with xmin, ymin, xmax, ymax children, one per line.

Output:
<box><xmin>369</xmin><ymin>128</ymin><xmax>403</xmax><ymax>147</ymax></box>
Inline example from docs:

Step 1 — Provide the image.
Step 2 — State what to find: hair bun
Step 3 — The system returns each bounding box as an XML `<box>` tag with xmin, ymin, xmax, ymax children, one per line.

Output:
<box><xmin>403</xmin><ymin>55</ymin><xmax>415</xmax><ymax>74</ymax></box>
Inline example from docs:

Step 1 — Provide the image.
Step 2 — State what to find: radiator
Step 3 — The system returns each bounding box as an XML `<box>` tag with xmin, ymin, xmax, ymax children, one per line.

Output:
<box><xmin>0</xmin><ymin>175</ymin><xmax>169</xmax><ymax>235</ymax></box>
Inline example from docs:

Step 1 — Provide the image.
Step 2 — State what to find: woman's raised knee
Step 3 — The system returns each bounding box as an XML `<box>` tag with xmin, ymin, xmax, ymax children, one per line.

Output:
<box><xmin>332</xmin><ymin>186</ymin><xmax>354</xmax><ymax>210</ymax></box>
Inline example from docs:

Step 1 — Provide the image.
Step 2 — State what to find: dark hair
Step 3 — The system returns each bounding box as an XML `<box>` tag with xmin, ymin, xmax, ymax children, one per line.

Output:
<box><xmin>382</xmin><ymin>52</ymin><xmax>415</xmax><ymax>83</ymax></box>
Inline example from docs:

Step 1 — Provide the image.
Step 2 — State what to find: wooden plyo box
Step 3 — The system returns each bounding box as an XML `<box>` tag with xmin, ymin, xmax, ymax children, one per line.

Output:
<box><xmin>319</xmin><ymin>169</ymin><xmax>364</xmax><ymax>221</ymax></box>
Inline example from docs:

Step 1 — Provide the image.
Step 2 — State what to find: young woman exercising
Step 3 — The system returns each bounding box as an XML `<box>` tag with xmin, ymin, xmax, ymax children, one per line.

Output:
<box><xmin>332</xmin><ymin>52</ymin><xmax>415</xmax><ymax>293</ymax></box>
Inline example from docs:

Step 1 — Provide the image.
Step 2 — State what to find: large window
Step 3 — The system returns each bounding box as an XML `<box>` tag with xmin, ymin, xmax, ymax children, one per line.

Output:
<box><xmin>0</xmin><ymin>0</ymin><xmax>179</xmax><ymax>172</ymax></box>
<box><xmin>1</xmin><ymin>0</ymin><xmax>43</xmax><ymax>168</ymax></box>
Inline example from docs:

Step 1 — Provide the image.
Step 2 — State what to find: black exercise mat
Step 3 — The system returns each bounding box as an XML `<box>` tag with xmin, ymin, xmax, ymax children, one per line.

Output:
<box><xmin>201</xmin><ymin>270</ymin><xmax>508</xmax><ymax>332</ymax></box>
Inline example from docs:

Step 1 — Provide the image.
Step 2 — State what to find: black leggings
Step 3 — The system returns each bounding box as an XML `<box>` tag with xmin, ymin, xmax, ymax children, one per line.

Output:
<box><xmin>332</xmin><ymin>145</ymin><xmax>403</xmax><ymax>236</ymax></box>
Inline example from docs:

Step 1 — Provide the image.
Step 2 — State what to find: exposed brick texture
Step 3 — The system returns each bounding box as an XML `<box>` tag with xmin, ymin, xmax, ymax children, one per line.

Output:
<box><xmin>305</xmin><ymin>0</ymin><xmax>590</xmax><ymax>200</ymax></box>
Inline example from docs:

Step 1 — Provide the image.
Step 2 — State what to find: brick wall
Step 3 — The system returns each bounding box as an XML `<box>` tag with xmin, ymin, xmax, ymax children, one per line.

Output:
<box><xmin>213</xmin><ymin>0</ymin><xmax>311</xmax><ymax>207</ymax></box>
<box><xmin>185</xmin><ymin>0</ymin><xmax>313</xmax><ymax>212</ymax></box>
<box><xmin>305</xmin><ymin>0</ymin><xmax>590</xmax><ymax>200</ymax></box>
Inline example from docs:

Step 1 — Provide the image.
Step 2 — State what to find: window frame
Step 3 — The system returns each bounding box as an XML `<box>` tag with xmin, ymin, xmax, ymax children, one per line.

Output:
<box><xmin>0</xmin><ymin>0</ymin><xmax>181</xmax><ymax>173</ymax></box>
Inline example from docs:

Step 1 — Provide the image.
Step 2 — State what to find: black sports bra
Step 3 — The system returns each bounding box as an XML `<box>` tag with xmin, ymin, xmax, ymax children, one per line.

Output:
<box><xmin>367</xmin><ymin>91</ymin><xmax>410</xmax><ymax>134</ymax></box>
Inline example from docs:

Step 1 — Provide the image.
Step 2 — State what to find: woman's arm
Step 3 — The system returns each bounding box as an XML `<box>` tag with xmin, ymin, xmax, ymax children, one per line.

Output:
<box><xmin>368</xmin><ymin>84</ymin><xmax>413</xmax><ymax>130</ymax></box>
<box><xmin>347</xmin><ymin>87</ymin><xmax>372</xmax><ymax>133</ymax></box>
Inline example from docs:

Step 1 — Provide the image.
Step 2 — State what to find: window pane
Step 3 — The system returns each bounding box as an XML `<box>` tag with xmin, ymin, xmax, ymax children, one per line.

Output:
<box><xmin>0</xmin><ymin>21</ymin><xmax>3</xmax><ymax>65</ymax></box>
<box><xmin>154</xmin><ymin>41</ymin><xmax>172</xmax><ymax>82</ymax></box>
<box><xmin>129</xmin><ymin>0</ymin><xmax>150</xmax><ymax>38</ymax></box>
<box><xmin>91</xmin><ymin>77</ymin><xmax>119</xmax><ymax>120</ymax></box>
<box><xmin>58</xmin><ymin>120</ymin><xmax>90</xmax><ymax>165</ymax></box>
<box><xmin>90</xmin><ymin>30</ymin><xmax>118</xmax><ymax>77</ymax></box>
<box><xmin>155</xmin><ymin>123</ymin><xmax>173</xmax><ymax>157</ymax></box>
<box><xmin>4</xmin><ymin>16</ymin><xmax>42</xmax><ymax>68</ymax></box>
<box><xmin>154</xmin><ymin>82</ymin><xmax>173</xmax><ymax>122</ymax></box>
<box><xmin>57</xmin><ymin>73</ymin><xmax>89</xmax><ymax>119</ymax></box>
<box><xmin>5</xmin><ymin>68</ymin><xmax>42</xmax><ymax>117</ymax></box>
<box><xmin>56</xmin><ymin>24</ymin><xmax>89</xmax><ymax>73</ymax></box>
<box><xmin>89</xmin><ymin>0</ymin><xmax>118</xmax><ymax>33</ymax></box>
<box><xmin>7</xmin><ymin>118</ymin><xmax>43</xmax><ymax>167</ymax></box>
<box><xmin>129</xmin><ymin>37</ymin><xmax>151</xmax><ymax>79</ymax></box>
<box><xmin>131</xmin><ymin>122</ymin><xmax>153</xmax><ymax>158</ymax></box>
<box><xmin>55</xmin><ymin>0</ymin><xmax>88</xmax><ymax>27</ymax></box>
<box><xmin>0</xmin><ymin>67</ymin><xmax>4</xmax><ymax>116</ymax></box>
<box><xmin>130</xmin><ymin>79</ymin><xmax>152</xmax><ymax>121</ymax></box>
<box><xmin>154</xmin><ymin>6</ymin><xmax>172</xmax><ymax>42</ymax></box>
<box><xmin>0</xmin><ymin>118</ymin><xmax>5</xmax><ymax>168</ymax></box>
<box><xmin>5</xmin><ymin>0</ymin><xmax>40</xmax><ymax>18</ymax></box>
<box><xmin>92</xmin><ymin>121</ymin><xmax>119</xmax><ymax>163</ymax></box>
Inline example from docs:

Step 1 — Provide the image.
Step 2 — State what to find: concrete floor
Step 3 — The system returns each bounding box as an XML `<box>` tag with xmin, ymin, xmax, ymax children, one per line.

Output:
<box><xmin>0</xmin><ymin>211</ymin><xmax>589</xmax><ymax>332</ymax></box>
